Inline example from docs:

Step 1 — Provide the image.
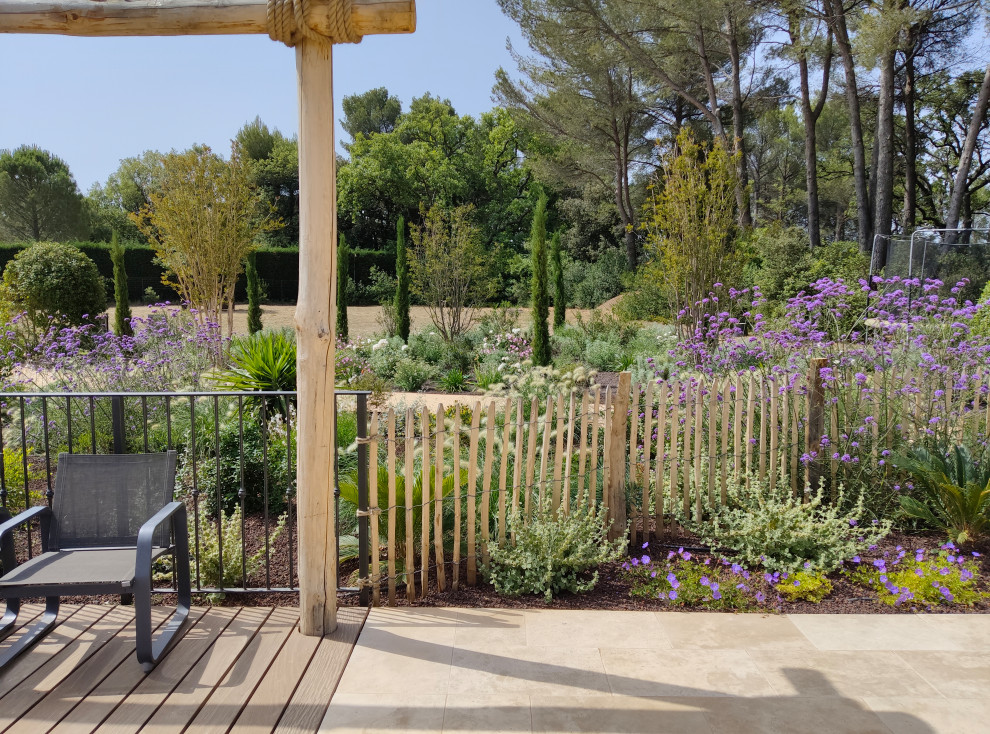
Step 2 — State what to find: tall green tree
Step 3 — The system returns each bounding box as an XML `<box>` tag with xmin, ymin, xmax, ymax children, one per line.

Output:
<box><xmin>341</xmin><ymin>87</ymin><xmax>403</xmax><ymax>145</ymax></box>
<box><xmin>550</xmin><ymin>230</ymin><xmax>566</xmax><ymax>328</ymax></box>
<box><xmin>0</xmin><ymin>145</ymin><xmax>87</xmax><ymax>242</ymax></box>
<box><xmin>394</xmin><ymin>216</ymin><xmax>410</xmax><ymax>341</ymax></box>
<box><xmin>110</xmin><ymin>231</ymin><xmax>132</xmax><ymax>337</ymax></box>
<box><xmin>530</xmin><ymin>195</ymin><xmax>551</xmax><ymax>365</ymax></box>
<box><xmin>246</xmin><ymin>251</ymin><xmax>263</xmax><ymax>334</ymax></box>
<box><xmin>86</xmin><ymin>150</ymin><xmax>163</xmax><ymax>243</ymax></box>
<box><xmin>337</xmin><ymin>235</ymin><xmax>349</xmax><ymax>342</ymax></box>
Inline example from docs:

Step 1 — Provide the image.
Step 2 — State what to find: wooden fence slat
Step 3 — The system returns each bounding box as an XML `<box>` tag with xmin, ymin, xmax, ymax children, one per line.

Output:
<box><xmin>512</xmin><ymin>399</ymin><xmax>524</xmax><ymax>535</ymax></box>
<box><xmin>553</xmin><ymin>393</ymin><xmax>566</xmax><ymax>510</ymax></box>
<box><xmin>629</xmin><ymin>383</ymin><xmax>640</xmax><ymax>516</ymax></box>
<box><xmin>668</xmin><ymin>384</ymin><xmax>680</xmax><ymax>535</ymax></box>
<box><xmin>524</xmin><ymin>396</ymin><xmax>539</xmax><ymax>520</ymax></box>
<box><xmin>790</xmin><ymin>388</ymin><xmax>799</xmax><ymax>495</ymax></box>
<box><xmin>368</xmin><ymin>412</ymin><xmax>380</xmax><ymax>607</ymax></box>
<box><xmin>720</xmin><ymin>378</ymin><xmax>730</xmax><ymax>503</ymax></box>
<box><xmin>538</xmin><ymin>395</ymin><xmax>554</xmax><ymax>507</ymax></box>
<box><xmin>602</xmin><ymin>388</ymin><xmax>612</xmax><ymax>510</ymax></box>
<box><xmin>759</xmin><ymin>378</ymin><xmax>768</xmax><ymax>482</ymax></box>
<box><xmin>769</xmin><ymin>380</ymin><xmax>779</xmax><ymax>491</ymax></box>
<box><xmin>563</xmin><ymin>392</ymin><xmax>576</xmax><ymax>515</ymax></box>
<box><xmin>641</xmin><ymin>380</ymin><xmax>654</xmax><ymax>545</ymax></box>
<box><xmin>707</xmin><ymin>380</ymin><xmax>717</xmax><ymax>505</ymax></box>
<box><xmin>420</xmin><ymin>406</ymin><xmax>431</xmax><ymax>596</ymax></box>
<box><xmin>576</xmin><ymin>392</ymin><xmax>589</xmax><ymax>506</ymax></box>
<box><xmin>589</xmin><ymin>389</ymin><xmax>602</xmax><ymax>506</ymax></box>
<box><xmin>498</xmin><ymin>398</ymin><xmax>512</xmax><ymax>544</ymax></box>
<box><xmin>404</xmin><ymin>407</ymin><xmax>415</xmax><ymax>602</ymax></box>
<box><xmin>434</xmin><ymin>404</ymin><xmax>446</xmax><ymax>592</ymax></box>
<box><xmin>733</xmin><ymin>374</ymin><xmax>743</xmax><ymax>478</ymax></box>
<box><xmin>467</xmin><ymin>402</ymin><xmax>481</xmax><ymax>586</ymax></box>
<box><xmin>386</xmin><ymin>409</ymin><xmax>397</xmax><ymax>606</ymax></box>
<box><xmin>682</xmin><ymin>381</ymin><xmax>692</xmax><ymax>520</ymax></box>
<box><xmin>481</xmin><ymin>400</ymin><xmax>496</xmax><ymax>569</ymax></box>
<box><xmin>745</xmin><ymin>374</ymin><xmax>755</xmax><ymax>485</ymax></box>
<box><xmin>830</xmin><ymin>396</ymin><xmax>839</xmax><ymax>501</ymax></box>
<box><xmin>693</xmin><ymin>379</ymin><xmax>704</xmax><ymax>522</ymax></box>
<box><xmin>453</xmin><ymin>405</ymin><xmax>462</xmax><ymax>591</ymax></box>
<box><xmin>655</xmin><ymin>382</ymin><xmax>668</xmax><ymax>537</ymax></box>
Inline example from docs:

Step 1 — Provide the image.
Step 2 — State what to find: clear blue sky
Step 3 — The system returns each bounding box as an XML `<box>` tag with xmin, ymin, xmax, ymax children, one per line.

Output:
<box><xmin>0</xmin><ymin>1</ymin><xmax>525</xmax><ymax>192</ymax></box>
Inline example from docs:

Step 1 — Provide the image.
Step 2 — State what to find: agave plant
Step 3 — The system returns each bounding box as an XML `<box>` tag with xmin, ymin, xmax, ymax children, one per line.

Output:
<box><xmin>215</xmin><ymin>329</ymin><xmax>296</xmax><ymax>416</ymax></box>
<box><xmin>339</xmin><ymin>464</ymin><xmax>464</xmax><ymax>562</ymax></box>
<box><xmin>891</xmin><ymin>444</ymin><xmax>990</xmax><ymax>544</ymax></box>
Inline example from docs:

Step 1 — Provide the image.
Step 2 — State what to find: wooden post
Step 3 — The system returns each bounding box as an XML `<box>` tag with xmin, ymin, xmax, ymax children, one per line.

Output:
<box><xmin>807</xmin><ymin>358</ymin><xmax>828</xmax><ymax>494</ymax></box>
<box><xmin>295</xmin><ymin>39</ymin><xmax>337</xmax><ymax>636</ymax></box>
<box><xmin>605</xmin><ymin>372</ymin><xmax>631</xmax><ymax>542</ymax></box>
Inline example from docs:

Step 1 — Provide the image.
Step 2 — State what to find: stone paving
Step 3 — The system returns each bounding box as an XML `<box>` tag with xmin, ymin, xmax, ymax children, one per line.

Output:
<box><xmin>320</xmin><ymin>607</ymin><xmax>990</xmax><ymax>734</ymax></box>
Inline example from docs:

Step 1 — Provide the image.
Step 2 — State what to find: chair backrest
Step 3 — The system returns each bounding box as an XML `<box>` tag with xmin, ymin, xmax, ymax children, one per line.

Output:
<box><xmin>50</xmin><ymin>451</ymin><xmax>177</xmax><ymax>551</ymax></box>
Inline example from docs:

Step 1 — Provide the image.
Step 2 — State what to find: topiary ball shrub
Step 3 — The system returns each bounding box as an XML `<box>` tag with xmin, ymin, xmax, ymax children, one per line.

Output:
<box><xmin>1</xmin><ymin>241</ymin><xmax>106</xmax><ymax>330</ymax></box>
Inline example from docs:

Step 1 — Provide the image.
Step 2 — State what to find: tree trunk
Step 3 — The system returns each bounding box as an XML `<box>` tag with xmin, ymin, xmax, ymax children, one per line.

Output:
<box><xmin>873</xmin><ymin>41</ymin><xmax>897</xmax><ymax>265</ymax></box>
<box><xmin>295</xmin><ymin>40</ymin><xmax>338</xmax><ymax>637</ymax></box>
<box><xmin>727</xmin><ymin>18</ymin><xmax>752</xmax><ymax>228</ymax></box>
<box><xmin>901</xmin><ymin>46</ymin><xmax>917</xmax><ymax>232</ymax></box>
<box><xmin>825</xmin><ymin>0</ymin><xmax>872</xmax><ymax>252</ymax></box>
<box><xmin>946</xmin><ymin>63</ymin><xmax>990</xmax><ymax>240</ymax></box>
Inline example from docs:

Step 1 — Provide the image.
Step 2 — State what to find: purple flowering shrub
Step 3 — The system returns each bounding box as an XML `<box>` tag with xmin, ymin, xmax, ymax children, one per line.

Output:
<box><xmin>844</xmin><ymin>542</ymin><xmax>987</xmax><ymax>608</ymax></box>
<box><xmin>626</xmin><ymin>546</ymin><xmax>774</xmax><ymax>609</ymax></box>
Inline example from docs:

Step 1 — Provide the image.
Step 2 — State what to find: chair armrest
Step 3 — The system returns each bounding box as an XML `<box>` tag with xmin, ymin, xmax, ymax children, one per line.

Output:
<box><xmin>0</xmin><ymin>505</ymin><xmax>51</xmax><ymax>542</ymax></box>
<box><xmin>137</xmin><ymin>501</ymin><xmax>186</xmax><ymax>552</ymax></box>
<box><xmin>135</xmin><ymin>501</ymin><xmax>187</xmax><ymax>593</ymax></box>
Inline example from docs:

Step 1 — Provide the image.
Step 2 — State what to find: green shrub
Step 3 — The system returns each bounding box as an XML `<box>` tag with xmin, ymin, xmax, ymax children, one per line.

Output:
<box><xmin>408</xmin><ymin>330</ymin><xmax>445</xmax><ymax>365</ymax></box>
<box><xmin>690</xmin><ymin>470</ymin><xmax>891</xmax><ymax>574</ymax></box>
<box><xmin>891</xmin><ymin>444</ymin><xmax>990</xmax><ymax>544</ymax></box>
<box><xmin>337</xmin><ymin>236</ymin><xmax>349</xmax><ymax>342</ymax></box>
<box><xmin>567</xmin><ymin>249</ymin><xmax>625</xmax><ymax>308</ymax></box>
<box><xmin>584</xmin><ymin>338</ymin><xmax>624</xmax><ymax>371</ymax></box>
<box><xmin>368</xmin><ymin>336</ymin><xmax>407</xmax><ymax>379</ymax></box>
<box><xmin>395</xmin><ymin>216</ymin><xmax>410</xmax><ymax>341</ymax></box>
<box><xmin>1</xmin><ymin>448</ymin><xmax>45</xmax><ymax>513</ymax></box>
<box><xmin>193</xmin><ymin>500</ymin><xmax>287</xmax><ymax>589</ymax></box>
<box><xmin>394</xmin><ymin>358</ymin><xmax>433</xmax><ymax>392</ymax></box>
<box><xmin>845</xmin><ymin>546</ymin><xmax>987</xmax><ymax>607</ymax></box>
<box><xmin>143</xmin><ymin>286</ymin><xmax>160</xmax><ymax>304</ymax></box>
<box><xmin>439</xmin><ymin>368</ymin><xmax>468</xmax><ymax>392</ymax></box>
<box><xmin>1</xmin><ymin>241</ymin><xmax>106</xmax><ymax>330</ymax></box>
<box><xmin>473</xmin><ymin>363</ymin><xmax>502</xmax><ymax>391</ymax></box>
<box><xmin>627</xmin><ymin>550</ymin><xmax>762</xmax><ymax>610</ymax></box>
<box><xmin>110</xmin><ymin>232</ymin><xmax>132</xmax><ymax>337</ymax></box>
<box><xmin>486</xmin><ymin>495</ymin><xmax>626</xmax><ymax>602</ymax></box>
<box><xmin>215</xmin><ymin>329</ymin><xmax>296</xmax><ymax>417</ymax></box>
<box><xmin>775</xmin><ymin>569</ymin><xmax>833</xmax><ymax>603</ymax></box>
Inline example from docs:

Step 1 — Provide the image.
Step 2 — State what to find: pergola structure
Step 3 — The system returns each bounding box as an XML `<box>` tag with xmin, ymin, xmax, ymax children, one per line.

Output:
<box><xmin>0</xmin><ymin>0</ymin><xmax>417</xmax><ymax>637</ymax></box>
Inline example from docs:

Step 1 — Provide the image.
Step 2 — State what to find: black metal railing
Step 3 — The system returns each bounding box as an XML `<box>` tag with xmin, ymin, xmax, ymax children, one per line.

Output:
<box><xmin>0</xmin><ymin>390</ymin><xmax>370</xmax><ymax>601</ymax></box>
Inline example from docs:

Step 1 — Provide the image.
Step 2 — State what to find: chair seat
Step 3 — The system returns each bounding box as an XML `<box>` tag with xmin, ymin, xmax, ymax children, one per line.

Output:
<box><xmin>0</xmin><ymin>548</ymin><xmax>169</xmax><ymax>595</ymax></box>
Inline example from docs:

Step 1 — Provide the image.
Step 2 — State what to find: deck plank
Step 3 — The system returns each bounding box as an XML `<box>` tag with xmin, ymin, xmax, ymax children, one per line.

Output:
<box><xmin>274</xmin><ymin>607</ymin><xmax>367</xmax><ymax>734</ymax></box>
<box><xmin>186</xmin><ymin>607</ymin><xmax>298</xmax><ymax>734</ymax></box>
<box><xmin>230</xmin><ymin>617</ymin><xmax>322</xmax><ymax>734</ymax></box>
<box><xmin>0</xmin><ymin>605</ymin><xmax>106</xmax><ymax>701</ymax></box>
<box><xmin>48</xmin><ymin>608</ymin><xmax>208</xmax><ymax>734</ymax></box>
<box><xmin>136</xmin><ymin>606</ymin><xmax>273</xmax><ymax>734</ymax></box>
<box><xmin>92</xmin><ymin>607</ymin><xmax>240</xmax><ymax>734</ymax></box>
<box><xmin>7</xmin><ymin>608</ymin><xmax>172</xmax><ymax>734</ymax></box>
<box><xmin>0</xmin><ymin>605</ymin><xmax>136</xmax><ymax>731</ymax></box>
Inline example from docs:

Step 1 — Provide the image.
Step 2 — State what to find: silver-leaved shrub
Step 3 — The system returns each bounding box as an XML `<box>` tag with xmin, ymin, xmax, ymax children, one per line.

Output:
<box><xmin>486</xmin><ymin>494</ymin><xmax>627</xmax><ymax>602</ymax></box>
<box><xmin>691</xmin><ymin>470</ymin><xmax>891</xmax><ymax>574</ymax></box>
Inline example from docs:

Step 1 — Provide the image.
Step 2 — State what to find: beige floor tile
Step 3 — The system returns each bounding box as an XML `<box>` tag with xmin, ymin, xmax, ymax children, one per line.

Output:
<box><xmin>335</xmin><ymin>640</ymin><xmax>453</xmax><ymax>695</ymax></box>
<box><xmin>320</xmin><ymin>693</ymin><xmax>447</xmax><ymax>734</ymax></box>
<box><xmin>453</xmin><ymin>609</ymin><xmax>528</xmax><ymax>650</ymax></box>
<box><xmin>787</xmin><ymin>614</ymin><xmax>945</xmax><ymax>650</ymax></box>
<box><xmin>361</xmin><ymin>608</ymin><xmax>461</xmax><ymax>645</ymax></box>
<box><xmin>863</xmin><ymin>696</ymin><xmax>990</xmax><ymax>734</ymax></box>
<box><xmin>918</xmin><ymin>614</ymin><xmax>990</xmax><ymax>651</ymax></box>
<box><xmin>530</xmin><ymin>695</ymin><xmax>713</xmax><ymax>734</ymax></box>
<box><xmin>442</xmin><ymin>694</ymin><xmax>532</xmax><ymax>733</ymax></box>
<box><xmin>657</xmin><ymin>613</ymin><xmax>814</xmax><ymax>650</ymax></box>
<box><xmin>447</xmin><ymin>645</ymin><xmax>609</xmax><ymax>696</ymax></box>
<box><xmin>896</xmin><ymin>650</ymin><xmax>990</xmax><ymax>698</ymax></box>
<box><xmin>524</xmin><ymin>609</ymin><xmax>670</xmax><ymax>649</ymax></box>
<box><xmin>748</xmin><ymin>650</ymin><xmax>940</xmax><ymax>698</ymax></box>
<box><xmin>600</xmin><ymin>648</ymin><xmax>776</xmax><ymax>697</ymax></box>
<box><xmin>699</xmin><ymin>696</ymin><xmax>893</xmax><ymax>734</ymax></box>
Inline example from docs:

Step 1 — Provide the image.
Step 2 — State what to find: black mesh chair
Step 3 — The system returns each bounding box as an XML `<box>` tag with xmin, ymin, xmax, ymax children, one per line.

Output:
<box><xmin>0</xmin><ymin>452</ymin><xmax>190</xmax><ymax>672</ymax></box>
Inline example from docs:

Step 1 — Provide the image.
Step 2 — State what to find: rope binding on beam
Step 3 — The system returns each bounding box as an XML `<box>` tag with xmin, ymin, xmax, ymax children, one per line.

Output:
<box><xmin>267</xmin><ymin>0</ymin><xmax>362</xmax><ymax>47</ymax></box>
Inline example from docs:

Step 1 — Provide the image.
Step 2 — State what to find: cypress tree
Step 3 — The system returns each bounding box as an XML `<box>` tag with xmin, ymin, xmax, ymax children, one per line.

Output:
<box><xmin>530</xmin><ymin>195</ymin><xmax>551</xmax><ymax>366</ymax></box>
<box><xmin>246</xmin><ymin>251</ymin><xmax>263</xmax><ymax>334</ymax></box>
<box><xmin>336</xmin><ymin>234</ymin><xmax>349</xmax><ymax>342</ymax></box>
<box><xmin>551</xmin><ymin>230</ymin><xmax>566</xmax><ymax>329</ymax></box>
<box><xmin>394</xmin><ymin>216</ymin><xmax>410</xmax><ymax>341</ymax></box>
<box><xmin>110</xmin><ymin>231</ymin><xmax>132</xmax><ymax>337</ymax></box>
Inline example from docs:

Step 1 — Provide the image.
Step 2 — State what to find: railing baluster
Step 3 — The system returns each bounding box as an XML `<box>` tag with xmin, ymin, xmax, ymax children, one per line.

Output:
<box><xmin>214</xmin><ymin>394</ymin><xmax>223</xmax><ymax>592</ymax></box>
<box><xmin>190</xmin><ymin>395</ymin><xmax>201</xmax><ymax>591</ymax></box>
<box><xmin>238</xmin><ymin>394</ymin><xmax>247</xmax><ymax>589</ymax></box>
<box><xmin>260</xmin><ymin>399</ymin><xmax>271</xmax><ymax>590</ymax></box>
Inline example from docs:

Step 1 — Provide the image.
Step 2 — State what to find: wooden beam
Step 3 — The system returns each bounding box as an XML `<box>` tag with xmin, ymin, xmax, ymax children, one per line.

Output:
<box><xmin>0</xmin><ymin>0</ymin><xmax>416</xmax><ymax>37</ymax></box>
<box><xmin>295</xmin><ymin>38</ymin><xmax>337</xmax><ymax>637</ymax></box>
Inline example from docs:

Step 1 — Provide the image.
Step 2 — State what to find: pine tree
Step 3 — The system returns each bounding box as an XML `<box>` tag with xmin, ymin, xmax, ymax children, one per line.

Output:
<box><xmin>530</xmin><ymin>195</ymin><xmax>551</xmax><ymax>366</ymax></box>
<box><xmin>246</xmin><ymin>251</ymin><xmax>263</xmax><ymax>334</ymax></box>
<box><xmin>110</xmin><ymin>231</ymin><xmax>132</xmax><ymax>337</ymax></box>
<box><xmin>336</xmin><ymin>234</ymin><xmax>349</xmax><ymax>342</ymax></box>
<box><xmin>551</xmin><ymin>230</ymin><xmax>566</xmax><ymax>329</ymax></box>
<box><xmin>394</xmin><ymin>216</ymin><xmax>410</xmax><ymax>341</ymax></box>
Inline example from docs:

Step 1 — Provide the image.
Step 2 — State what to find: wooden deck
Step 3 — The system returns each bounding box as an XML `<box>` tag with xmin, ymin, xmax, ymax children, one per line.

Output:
<box><xmin>0</xmin><ymin>603</ymin><xmax>367</xmax><ymax>734</ymax></box>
